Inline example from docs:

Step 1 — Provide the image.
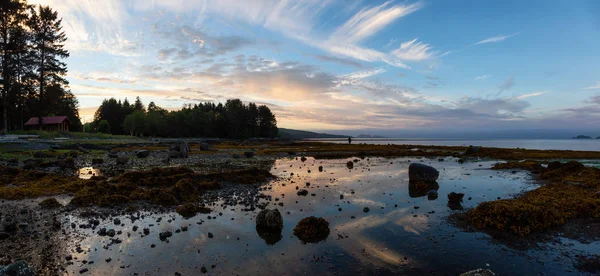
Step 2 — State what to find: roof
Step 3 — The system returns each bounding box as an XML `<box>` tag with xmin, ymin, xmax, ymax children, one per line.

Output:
<box><xmin>24</xmin><ymin>116</ymin><xmax>70</xmax><ymax>126</ymax></box>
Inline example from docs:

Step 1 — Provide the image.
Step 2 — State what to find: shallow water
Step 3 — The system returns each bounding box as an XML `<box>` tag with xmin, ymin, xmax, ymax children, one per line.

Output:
<box><xmin>63</xmin><ymin>157</ymin><xmax>597</xmax><ymax>275</ymax></box>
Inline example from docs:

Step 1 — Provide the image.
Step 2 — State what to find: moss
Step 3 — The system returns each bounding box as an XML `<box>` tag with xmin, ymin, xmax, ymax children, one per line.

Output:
<box><xmin>39</xmin><ymin>198</ymin><xmax>62</xmax><ymax>209</ymax></box>
<box><xmin>293</xmin><ymin>216</ymin><xmax>330</xmax><ymax>243</ymax></box>
<box><xmin>98</xmin><ymin>194</ymin><xmax>130</xmax><ymax>207</ymax></box>
<box><xmin>468</xmin><ymin>161</ymin><xmax>600</xmax><ymax>236</ymax></box>
<box><xmin>492</xmin><ymin>160</ymin><xmax>544</xmax><ymax>173</ymax></box>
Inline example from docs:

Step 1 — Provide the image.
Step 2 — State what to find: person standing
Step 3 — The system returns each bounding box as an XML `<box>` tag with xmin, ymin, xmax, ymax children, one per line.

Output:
<box><xmin>348</xmin><ymin>137</ymin><xmax>352</xmax><ymax>144</ymax></box>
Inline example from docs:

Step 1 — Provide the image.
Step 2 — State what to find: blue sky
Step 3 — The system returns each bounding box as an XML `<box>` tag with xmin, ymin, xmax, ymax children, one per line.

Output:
<box><xmin>30</xmin><ymin>0</ymin><xmax>600</xmax><ymax>133</ymax></box>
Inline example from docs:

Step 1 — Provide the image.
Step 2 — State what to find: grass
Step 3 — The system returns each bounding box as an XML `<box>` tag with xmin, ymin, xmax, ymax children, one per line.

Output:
<box><xmin>8</xmin><ymin>130</ymin><xmax>136</xmax><ymax>140</ymax></box>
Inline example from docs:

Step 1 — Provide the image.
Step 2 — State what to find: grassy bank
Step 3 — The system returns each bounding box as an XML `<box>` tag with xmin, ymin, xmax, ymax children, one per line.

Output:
<box><xmin>8</xmin><ymin>130</ymin><xmax>136</xmax><ymax>140</ymax></box>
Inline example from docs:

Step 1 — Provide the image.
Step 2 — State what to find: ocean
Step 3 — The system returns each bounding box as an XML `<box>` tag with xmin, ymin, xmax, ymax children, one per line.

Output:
<box><xmin>306</xmin><ymin>138</ymin><xmax>600</xmax><ymax>151</ymax></box>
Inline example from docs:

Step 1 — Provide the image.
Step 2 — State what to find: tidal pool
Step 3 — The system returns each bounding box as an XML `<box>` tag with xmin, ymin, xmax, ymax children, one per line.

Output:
<box><xmin>62</xmin><ymin>157</ymin><xmax>597</xmax><ymax>275</ymax></box>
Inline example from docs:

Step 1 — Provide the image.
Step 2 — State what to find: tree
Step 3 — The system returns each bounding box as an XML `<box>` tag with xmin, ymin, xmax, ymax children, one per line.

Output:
<box><xmin>123</xmin><ymin>110</ymin><xmax>145</xmax><ymax>136</ymax></box>
<box><xmin>0</xmin><ymin>0</ymin><xmax>29</xmax><ymax>132</ymax></box>
<box><xmin>97</xmin><ymin>120</ymin><xmax>110</xmax><ymax>134</ymax></box>
<box><xmin>27</xmin><ymin>5</ymin><xmax>69</xmax><ymax>129</ymax></box>
<box><xmin>133</xmin><ymin>96</ymin><xmax>145</xmax><ymax>113</ymax></box>
<box><xmin>258</xmin><ymin>105</ymin><xmax>277</xmax><ymax>138</ymax></box>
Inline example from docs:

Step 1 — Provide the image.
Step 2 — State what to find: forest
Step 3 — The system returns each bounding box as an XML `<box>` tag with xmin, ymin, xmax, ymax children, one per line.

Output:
<box><xmin>0</xmin><ymin>0</ymin><xmax>81</xmax><ymax>132</ymax></box>
<box><xmin>90</xmin><ymin>97</ymin><xmax>278</xmax><ymax>139</ymax></box>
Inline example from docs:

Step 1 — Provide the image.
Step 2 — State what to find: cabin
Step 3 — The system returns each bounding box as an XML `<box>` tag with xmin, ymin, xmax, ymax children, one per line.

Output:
<box><xmin>24</xmin><ymin>116</ymin><xmax>71</xmax><ymax>132</ymax></box>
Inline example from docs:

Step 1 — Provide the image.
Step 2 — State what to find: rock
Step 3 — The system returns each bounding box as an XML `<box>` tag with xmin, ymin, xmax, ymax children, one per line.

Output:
<box><xmin>199</xmin><ymin>142</ymin><xmax>211</xmax><ymax>151</ymax></box>
<box><xmin>346</xmin><ymin>161</ymin><xmax>354</xmax><ymax>169</ymax></box>
<box><xmin>293</xmin><ymin>216</ymin><xmax>330</xmax><ymax>243</ymax></box>
<box><xmin>0</xmin><ymin>260</ymin><xmax>34</xmax><ymax>276</ymax></box>
<box><xmin>244</xmin><ymin>151</ymin><xmax>255</xmax><ymax>158</ymax></box>
<box><xmin>116</xmin><ymin>157</ymin><xmax>129</xmax><ymax>165</ymax></box>
<box><xmin>409</xmin><ymin>181</ymin><xmax>440</xmax><ymax>198</ymax></box>
<box><xmin>256</xmin><ymin>209</ymin><xmax>283</xmax><ymax>230</ymax></box>
<box><xmin>136</xmin><ymin>150</ymin><xmax>150</xmax><ymax>158</ymax></box>
<box><xmin>448</xmin><ymin>192</ymin><xmax>464</xmax><ymax>204</ymax></box>
<box><xmin>113</xmin><ymin>218</ymin><xmax>121</xmax><ymax>225</ymax></box>
<box><xmin>363</xmin><ymin>207</ymin><xmax>370</xmax><ymax>213</ymax></box>
<box><xmin>106</xmin><ymin>229</ymin><xmax>116</xmax><ymax>237</ymax></box>
<box><xmin>92</xmin><ymin>158</ymin><xmax>104</xmax><ymax>165</ymax></box>
<box><xmin>207</xmin><ymin>232</ymin><xmax>214</xmax><ymax>238</ymax></box>
<box><xmin>22</xmin><ymin>159</ymin><xmax>39</xmax><ymax>170</ymax></box>
<box><xmin>460</xmin><ymin>268</ymin><xmax>495</xmax><ymax>276</ymax></box>
<box><xmin>408</xmin><ymin>163</ymin><xmax>439</xmax><ymax>183</ymax></box>
<box><xmin>448</xmin><ymin>192</ymin><xmax>465</xmax><ymax>210</ymax></box>
<box><xmin>39</xmin><ymin>198</ymin><xmax>62</xmax><ymax>209</ymax></box>
<box><xmin>159</xmin><ymin>231</ymin><xmax>172</xmax><ymax>241</ymax></box>
<box><xmin>427</xmin><ymin>190</ymin><xmax>438</xmax><ymax>200</ymax></box>
<box><xmin>143</xmin><ymin>228</ymin><xmax>150</xmax><ymax>235</ymax></box>
<box><xmin>318</xmin><ymin>166</ymin><xmax>323</xmax><ymax>172</ymax></box>
<box><xmin>464</xmin><ymin>145</ymin><xmax>481</xmax><ymax>155</ymax></box>
<box><xmin>2</xmin><ymin>215</ymin><xmax>16</xmax><ymax>232</ymax></box>
<box><xmin>169</xmin><ymin>141</ymin><xmax>189</xmax><ymax>158</ymax></box>
<box><xmin>297</xmin><ymin>189</ymin><xmax>308</xmax><ymax>196</ymax></box>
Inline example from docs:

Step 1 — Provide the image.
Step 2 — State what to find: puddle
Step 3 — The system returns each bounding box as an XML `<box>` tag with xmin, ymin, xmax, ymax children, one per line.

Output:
<box><xmin>62</xmin><ymin>157</ymin><xmax>596</xmax><ymax>275</ymax></box>
<box><xmin>78</xmin><ymin>167</ymin><xmax>102</xmax><ymax>179</ymax></box>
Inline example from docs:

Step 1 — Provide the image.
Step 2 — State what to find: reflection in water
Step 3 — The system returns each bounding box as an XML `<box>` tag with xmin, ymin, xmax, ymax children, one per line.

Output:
<box><xmin>408</xmin><ymin>181</ymin><xmax>439</xmax><ymax>198</ymax></box>
<box><xmin>62</xmin><ymin>157</ymin><xmax>575</xmax><ymax>275</ymax></box>
<box><xmin>77</xmin><ymin>167</ymin><xmax>101</xmax><ymax>179</ymax></box>
<box><xmin>256</xmin><ymin>226</ymin><xmax>282</xmax><ymax>245</ymax></box>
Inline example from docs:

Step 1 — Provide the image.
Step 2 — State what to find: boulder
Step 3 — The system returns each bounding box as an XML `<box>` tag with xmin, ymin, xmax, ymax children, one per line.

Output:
<box><xmin>297</xmin><ymin>189</ymin><xmax>308</xmax><ymax>196</ymax></box>
<box><xmin>168</xmin><ymin>141</ymin><xmax>189</xmax><ymax>158</ymax></box>
<box><xmin>116</xmin><ymin>157</ymin><xmax>129</xmax><ymax>165</ymax></box>
<box><xmin>136</xmin><ymin>150</ymin><xmax>150</xmax><ymax>158</ymax></box>
<box><xmin>293</xmin><ymin>216</ymin><xmax>330</xmax><ymax>243</ymax></box>
<box><xmin>346</xmin><ymin>161</ymin><xmax>354</xmax><ymax>169</ymax></box>
<box><xmin>448</xmin><ymin>192</ymin><xmax>464</xmax><ymax>204</ymax></box>
<box><xmin>408</xmin><ymin>163</ymin><xmax>439</xmax><ymax>183</ymax></box>
<box><xmin>256</xmin><ymin>209</ymin><xmax>283</xmax><ymax>230</ymax></box>
<box><xmin>199</xmin><ymin>142</ymin><xmax>211</xmax><ymax>151</ymax></box>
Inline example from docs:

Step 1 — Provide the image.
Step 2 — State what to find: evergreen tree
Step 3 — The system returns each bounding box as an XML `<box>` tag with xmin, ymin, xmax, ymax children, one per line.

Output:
<box><xmin>27</xmin><ymin>5</ymin><xmax>69</xmax><ymax>129</ymax></box>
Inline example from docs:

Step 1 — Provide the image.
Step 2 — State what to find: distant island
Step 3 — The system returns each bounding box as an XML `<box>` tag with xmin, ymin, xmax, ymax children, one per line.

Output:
<box><xmin>356</xmin><ymin>134</ymin><xmax>387</xmax><ymax>138</ymax></box>
<box><xmin>573</xmin><ymin>135</ymin><xmax>592</xmax><ymax>139</ymax></box>
<box><xmin>278</xmin><ymin>128</ymin><xmax>348</xmax><ymax>139</ymax></box>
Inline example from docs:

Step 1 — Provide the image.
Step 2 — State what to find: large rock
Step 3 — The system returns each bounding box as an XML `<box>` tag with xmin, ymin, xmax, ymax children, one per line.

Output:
<box><xmin>293</xmin><ymin>216</ymin><xmax>330</xmax><ymax>243</ymax></box>
<box><xmin>136</xmin><ymin>150</ymin><xmax>150</xmax><ymax>158</ymax></box>
<box><xmin>256</xmin><ymin>209</ymin><xmax>283</xmax><ymax>230</ymax></box>
<box><xmin>408</xmin><ymin>163</ymin><xmax>439</xmax><ymax>183</ymax></box>
<box><xmin>168</xmin><ymin>141</ymin><xmax>189</xmax><ymax>158</ymax></box>
<box><xmin>199</xmin><ymin>142</ymin><xmax>211</xmax><ymax>151</ymax></box>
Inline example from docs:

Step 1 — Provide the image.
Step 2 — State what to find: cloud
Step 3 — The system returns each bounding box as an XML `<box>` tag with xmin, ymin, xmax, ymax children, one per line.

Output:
<box><xmin>391</xmin><ymin>39</ymin><xmax>436</xmax><ymax>61</ymax></box>
<box><xmin>474</xmin><ymin>74</ymin><xmax>491</xmax><ymax>80</ymax></box>
<box><xmin>517</xmin><ymin>91</ymin><xmax>549</xmax><ymax>99</ymax></box>
<box><xmin>497</xmin><ymin>76</ymin><xmax>515</xmax><ymax>94</ymax></box>
<box><xmin>330</xmin><ymin>1</ymin><xmax>422</xmax><ymax>44</ymax></box>
<box><xmin>474</xmin><ymin>33</ymin><xmax>519</xmax><ymax>45</ymax></box>
<box><xmin>308</xmin><ymin>54</ymin><xmax>366</xmax><ymax>69</ymax></box>
<box><xmin>584</xmin><ymin>81</ymin><xmax>600</xmax><ymax>90</ymax></box>
<box><xmin>586</xmin><ymin>95</ymin><xmax>600</xmax><ymax>105</ymax></box>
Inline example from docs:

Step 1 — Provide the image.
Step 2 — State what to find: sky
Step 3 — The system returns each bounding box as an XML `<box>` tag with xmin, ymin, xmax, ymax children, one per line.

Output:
<box><xmin>28</xmin><ymin>0</ymin><xmax>600</xmax><ymax>135</ymax></box>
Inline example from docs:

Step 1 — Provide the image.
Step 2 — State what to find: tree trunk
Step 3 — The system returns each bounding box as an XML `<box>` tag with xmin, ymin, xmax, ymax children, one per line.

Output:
<box><xmin>2</xmin><ymin>17</ymin><xmax>9</xmax><ymax>133</ymax></box>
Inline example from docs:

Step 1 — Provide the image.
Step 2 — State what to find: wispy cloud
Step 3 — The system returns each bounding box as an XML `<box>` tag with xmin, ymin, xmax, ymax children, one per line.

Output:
<box><xmin>474</xmin><ymin>33</ymin><xmax>519</xmax><ymax>45</ymax></box>
<box><xmin>391</xmin><ymin>39</ymin><xmax>436</xmax><ymax>61</ymax></box>
<box><xmin>584</xmin><ymin>81</ymin><xmax>600</xmax><ymax>90</ymax></box>
<box><xmin>517</xmin><ymin>91</ymin><xmax>549</xmax><ymax>99</ymax></box>
<box><xmin>308</xmin><ymin>54</ymin><xmax>365</xmax><ymax>69</ymax></box>
<box><xmin>497</xmin><ymin>76</ymin><xmax>515</xmax><ymax>95</ymax></box>
<box><xmin>330</xmin><ymin>1</ymin><xmax>422</xmax><ymax>44</ymax></box>
<box><xmin>474</xmin><ymin>74</ymin><xmax>491</xmax><ymax>80</ymax></box>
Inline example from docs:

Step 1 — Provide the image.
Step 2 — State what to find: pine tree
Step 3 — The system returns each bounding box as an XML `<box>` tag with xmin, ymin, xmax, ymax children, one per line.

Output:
<box><xmin>0</xmin><ymin>0</ymin><xmax>29</xmax><ymax>132</ymax></box>
<box><xmin>27</xmin><ymin>5</ymin><xmax>69</xmax><ymax>129</ymax></box>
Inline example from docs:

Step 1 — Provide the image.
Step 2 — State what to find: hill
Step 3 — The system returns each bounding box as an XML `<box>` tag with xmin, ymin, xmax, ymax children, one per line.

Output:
<box><xmin>278</xmin><ymin>128</ymin><xmax>349</xmax><ymax>139</ymax></box>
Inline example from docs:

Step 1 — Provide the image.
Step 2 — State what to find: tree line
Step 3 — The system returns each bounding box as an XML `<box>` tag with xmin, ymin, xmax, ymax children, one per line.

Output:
<box><xmin>90</xmin><ymin>98</ymin><xmax>278</xmax><ymax>139</ymax></box>
<box><xmin>0</xmin><ymin>0</ymin><xmax>82</xmax><ymax>132</ymax></box>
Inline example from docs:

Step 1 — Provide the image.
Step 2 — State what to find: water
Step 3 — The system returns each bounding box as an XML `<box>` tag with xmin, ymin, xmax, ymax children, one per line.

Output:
<box><xmin>63</xmin><ymin>157</ymin><xmax>597</xmax><ymax>275</ymax></box>
<box><xmin>307</xmin><ymin>138</ymin><xmax>600</xmax><ymax>151</ymax></box>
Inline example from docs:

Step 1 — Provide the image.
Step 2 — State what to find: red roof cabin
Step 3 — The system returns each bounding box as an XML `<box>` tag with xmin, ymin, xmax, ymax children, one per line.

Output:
<box><xmin>24</xmin><ymin>116</ymin><xmax>71</xmax><ymax>132</ymax></box>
